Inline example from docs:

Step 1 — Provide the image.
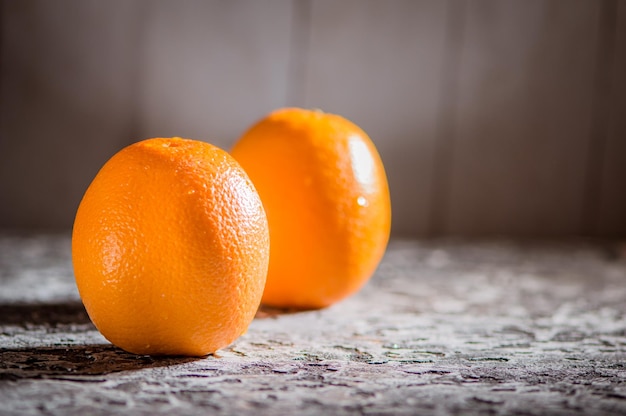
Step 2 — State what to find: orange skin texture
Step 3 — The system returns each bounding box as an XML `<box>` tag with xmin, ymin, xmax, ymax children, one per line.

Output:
<box><xmin>231</xmin><ymin>108</ymin><xmax>391</xmax><ymax>309</ymax></box>
<box><xmin>72</xmin><ymin>138</ymin><xmax>269</xmax><ymax>356</ymax></box>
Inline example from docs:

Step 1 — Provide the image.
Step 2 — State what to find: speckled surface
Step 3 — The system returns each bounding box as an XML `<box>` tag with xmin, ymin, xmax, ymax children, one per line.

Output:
<box><xmin>1</xmin><ymin>234</ymin><xmax>625</xmax><ymax>415</ymax></box>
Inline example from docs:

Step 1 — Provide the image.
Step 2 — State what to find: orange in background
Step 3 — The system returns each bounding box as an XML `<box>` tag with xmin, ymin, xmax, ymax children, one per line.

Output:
<box><xmin>232</xmin><ymin>108</ymin><xmax>391</xmax><ymax>309</ymax></box>
<box><xmin>72</xmin><ymin>137</ymin><xmax>269</xmax><ymax>356</ymax></box>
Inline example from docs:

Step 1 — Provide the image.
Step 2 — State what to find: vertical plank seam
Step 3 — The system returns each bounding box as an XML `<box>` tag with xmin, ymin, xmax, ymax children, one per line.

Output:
<box><xmin>124</xmin><ymin>0</ymin><xmax>154</xmax><ymax>148</ymax></box>
<box><xmin>428</xmin><ymin>0</ymin><xmax>467</xmax><ymax>237</ymax></box>
<box><xmin>285</xmin><ymin>0</ymin><xmax>311</xmax><ymax>107</ymax></box>
<box><xmin>0</xmin><ymin>0</ymin><xmax>4</xmax><ymax>148</ymax></box>
<box><xmin>582</xmin><ymin>0</ymin><xmax>618</xmax><ymax>237</ymax></box>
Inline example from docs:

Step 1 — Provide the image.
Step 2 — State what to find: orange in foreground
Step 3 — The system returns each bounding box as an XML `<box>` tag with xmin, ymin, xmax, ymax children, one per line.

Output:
<box><xmin>232</xmin><ymin>108</ymin><xmax>391</xmax><ymax>309</ymax></box>
<box><xmin>72</xmin><ymin>137</ymin><xmax>269</xmax><ymax>356</ymax></box>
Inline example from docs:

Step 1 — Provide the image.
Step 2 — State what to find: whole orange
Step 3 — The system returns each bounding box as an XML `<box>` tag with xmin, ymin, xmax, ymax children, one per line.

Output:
<box><xmin>72</xmin><ymin>137</ymin><xmax>269</xmax><ymax>356</ymax></box>
<box><xmin>231</xmin><ymin>108</ymin><xmax>391</xmax><ymax>309</ymax></box>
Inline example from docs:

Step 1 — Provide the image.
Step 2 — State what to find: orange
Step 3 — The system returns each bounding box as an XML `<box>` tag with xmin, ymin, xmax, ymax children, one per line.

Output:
<box><xmin>231</xmin><ymin>108</ymin><xmax>391</xmax><ymax>309</ymax></box>
<box><xmin>72</xmin><ymin>137</ymin><xmax>269</xmax><ymax>356</ymax></box>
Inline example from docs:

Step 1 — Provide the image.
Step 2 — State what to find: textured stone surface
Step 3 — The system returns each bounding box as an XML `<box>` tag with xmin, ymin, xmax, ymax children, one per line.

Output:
<box><xmin>1</xmin><ymin>234</ymin><xmax>626</xmax><ymax>415</ymax></box>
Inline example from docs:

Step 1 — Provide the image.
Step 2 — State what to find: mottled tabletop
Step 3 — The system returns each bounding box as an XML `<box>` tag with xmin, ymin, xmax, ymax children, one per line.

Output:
<box><xmin>1</xmin><ymin>234</ymin><xmax>625</xmax><ymax>415</ymax></box>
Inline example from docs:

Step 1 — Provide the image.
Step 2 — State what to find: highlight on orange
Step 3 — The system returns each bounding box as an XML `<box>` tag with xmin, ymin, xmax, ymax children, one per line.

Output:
<box><xmin>231</xmin><ymin>108</ymin><xmax>391</xmax><ymax>309</ymax></box>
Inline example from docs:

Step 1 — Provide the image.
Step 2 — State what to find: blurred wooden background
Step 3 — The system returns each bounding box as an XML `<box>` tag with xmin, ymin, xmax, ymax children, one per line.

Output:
<box><xmin>0</xmin><ymin>0</ymin><xmax>624</xmax><ymax>238</ymax></box>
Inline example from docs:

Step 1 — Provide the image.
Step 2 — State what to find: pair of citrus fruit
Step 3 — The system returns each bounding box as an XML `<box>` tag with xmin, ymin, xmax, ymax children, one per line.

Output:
<box><xmin>72</xmin><ymin>108</ymin><xmax>391</xmax><ymax>356</ymax></box>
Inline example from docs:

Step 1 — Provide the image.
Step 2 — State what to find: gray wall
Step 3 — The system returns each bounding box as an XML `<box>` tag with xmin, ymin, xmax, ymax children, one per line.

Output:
<box><xmin>1</xmin><ymin>0</ymin><xmax>624</xmax><ymax>238</ymax></box>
